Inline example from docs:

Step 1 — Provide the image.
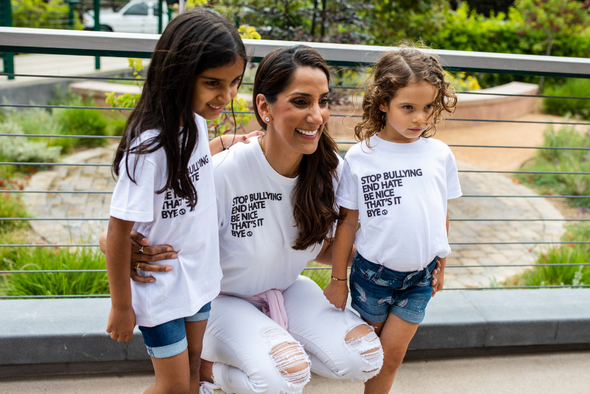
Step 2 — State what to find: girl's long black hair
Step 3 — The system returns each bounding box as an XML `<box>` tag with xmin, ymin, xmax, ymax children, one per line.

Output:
<box><xmin>113</xmin><ymin>9</ymin><xmax>246</xmax><ymax>210</ymax></box>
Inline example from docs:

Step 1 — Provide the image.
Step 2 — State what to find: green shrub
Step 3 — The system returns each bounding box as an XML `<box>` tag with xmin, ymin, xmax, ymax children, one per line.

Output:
<box><xmin>0</xmin><ymin>188</ymin><xmax>29</xmax><ymax>233</ymax></box>
<box><xmin>2</xmin><ymin>247</ymin><xmax>109</xmax><ymax>297</ymax></box>
<box><xmin>516</xmin><ymin>125</ymin><xmax>590</xmax><ymax>208</ymax></box>
<box><xmin>0</xmin><ymin>121</ymin><xmax>62</xmax><ymax>163</ymax></box>
<box><xmin>542</xmin><ymin>79</ymin><xmax>590</xmax><ymax>120</ymax></box>
<box><xmin>54</xmin><ymin>107</ymin><xmax>108</xmax><ymax>147</ymax></box>
<box><xmin>12</xmin><ymin>0</ymin><xmax>83</xmax><ymax>30</ymax></box>
<box><xmin>504</xmin><ymin>223</ymin><xmax>590</xmax><ymax>287</ymax></box>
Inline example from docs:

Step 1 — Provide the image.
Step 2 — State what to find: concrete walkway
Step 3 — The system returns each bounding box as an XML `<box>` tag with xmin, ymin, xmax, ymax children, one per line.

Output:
<box><xmin>22</xmin><ymin>145</ymin><xmax>565</xmax><ymax>289</ymax></box>
<box><xmin>1</xmin><ymin>351</ymin><xmax>588</xmax><ymax>393</ymax></box>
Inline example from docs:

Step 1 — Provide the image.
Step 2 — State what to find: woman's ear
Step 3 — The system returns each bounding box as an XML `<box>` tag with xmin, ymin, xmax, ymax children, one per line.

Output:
<box><xmin>256</xmin><ymin>93</ymin><xmax>272</xmax><ymax>124</ymax></box>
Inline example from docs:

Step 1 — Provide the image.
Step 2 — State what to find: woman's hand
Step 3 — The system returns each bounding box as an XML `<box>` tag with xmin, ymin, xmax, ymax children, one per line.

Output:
<box><xmin>128</xmin><ymin>231</ymin><xmax>177</xmax><ymax>283</ymax></box>
<box><xmin>431</xmin><ymin>259</ymin><xmax>443</xmax><ymax>296</ymax></box>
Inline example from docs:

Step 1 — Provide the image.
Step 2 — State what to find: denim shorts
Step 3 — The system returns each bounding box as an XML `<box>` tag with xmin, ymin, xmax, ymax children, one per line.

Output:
<box><xmin>350</xmin><ymin>253</ymin><xmax>437</xmax><ymax>324</ymax></box>
<box><xmin>138</xmin><ymin>301</ymin><xmax>211</xmax><ymax>359</ymax></box>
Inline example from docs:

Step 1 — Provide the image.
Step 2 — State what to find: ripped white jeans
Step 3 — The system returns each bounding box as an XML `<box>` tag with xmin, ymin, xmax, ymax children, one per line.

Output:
<box><xmin>202</xmin><ymin>276</ymin><xmax>383</xmax><ymax>394</ymax></box>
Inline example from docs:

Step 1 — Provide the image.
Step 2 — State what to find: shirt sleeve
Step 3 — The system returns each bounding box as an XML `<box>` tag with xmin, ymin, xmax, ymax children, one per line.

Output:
<box><xmin>110</xmin><ymin>154</ymin><xmax>157</xmax><ymax>222</ymax></box>
<box><xmin>336</xmin><ymin>157</ymin><xmax>359</xmax><ymax>210</ymax></box>
<box><xmin>446</xmin><ymin>151</ymin><xmax>462</xmax><ymax>200</ymax></box>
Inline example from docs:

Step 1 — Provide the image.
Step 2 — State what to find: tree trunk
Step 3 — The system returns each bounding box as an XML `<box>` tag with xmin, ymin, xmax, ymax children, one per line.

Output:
<box><xmin>310</xmin><ymin>0</ymin><xmax>319</xmax><ymax>38</ymax></box>
<box><xmin>320</xmin><ymin>0</ymin><xmax>327</xmax><ymax>39</ymax></box>
<box><xmin>538</xmin><ymin>31</ymin><xmax>555</xmax><ymax>93</ymax></box>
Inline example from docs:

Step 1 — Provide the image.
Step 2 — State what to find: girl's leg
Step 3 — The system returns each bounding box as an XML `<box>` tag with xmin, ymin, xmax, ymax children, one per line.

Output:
<box><xmin>145</xmin><ymin>350</ymin><xmax>190</xmax><ymax>394</ymax></box>
<box><xmin>363</xmin><ymin>313</ymin><xmax>419</xmax><ymax>394</ymax></box>
<box><xmin>185</xmin><ymin>319</ymin><xmax>208</xmax><ymax>394</ymax></box>
<box><xmin>284</xmin><ymin>276</ymin><xmax>383</xmax><ymax>382</ymax></box>
<box><xmin>201</xmin><ymin>295</ymin><xmax>311</xmax><ymax>394</ymax></box>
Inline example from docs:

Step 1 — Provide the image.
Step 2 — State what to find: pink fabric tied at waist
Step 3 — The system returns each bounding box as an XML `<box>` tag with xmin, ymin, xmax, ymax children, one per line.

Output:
<box><xmin>240</xmin><ymin>289</ymin><xmax>289</xmax><ymax>331</ymax></box>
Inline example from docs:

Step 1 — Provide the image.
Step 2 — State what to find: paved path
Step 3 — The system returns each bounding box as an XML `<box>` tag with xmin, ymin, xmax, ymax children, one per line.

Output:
<box><xmin>1</xmin><ymin>351</ymin><xmax>589</xmax><ymax>393</ymax></box>
<box><xmin>22</xmin><ymin>144</ymin><xmax>565</xmax><ymax>289</ymax></box>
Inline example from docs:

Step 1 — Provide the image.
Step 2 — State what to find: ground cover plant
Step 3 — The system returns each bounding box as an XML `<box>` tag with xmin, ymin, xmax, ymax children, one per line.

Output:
<box><xmin>503</xmin><ymin>223</ymin><xmax>590</xmax><ymax>287</ymax></box>
<box><xmin>515</xmin><ymin>125</ymin><xmax>590</xmax><ymax>208</ymax></box>
<box><xmin>542</xmin><ymin>78</ymin><xmax>590</xmax><ymax>121</ymax></box>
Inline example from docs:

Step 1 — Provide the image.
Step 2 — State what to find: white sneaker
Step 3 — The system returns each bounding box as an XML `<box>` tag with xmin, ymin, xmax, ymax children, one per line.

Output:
<box><xmin>199</xmin><ymin>381</ymin><xmax>233</xmax><ymax>394</ymax></box>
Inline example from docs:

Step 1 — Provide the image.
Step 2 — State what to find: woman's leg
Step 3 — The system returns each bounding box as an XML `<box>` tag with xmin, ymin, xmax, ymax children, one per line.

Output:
<box><xmin>363</xmin><ymin>313</ymin><xmax>419</xmax><ymax>394</ymax></box>
<box><xmin>201</xmin><ymin>295</ymin><xmax>311</xmax><ymax>394</ymax></box>
<box><xmin>283</xmin><ymin>276</ymin><xmax>383</xmax><ymax>382</ymax></box>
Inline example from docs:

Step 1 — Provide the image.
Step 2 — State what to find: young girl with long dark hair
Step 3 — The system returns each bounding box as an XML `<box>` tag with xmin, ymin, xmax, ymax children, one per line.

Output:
<box><xmin>105</xmin><ymin>9</ymin><xmax>254</xmax><ymax>394</ymax></box>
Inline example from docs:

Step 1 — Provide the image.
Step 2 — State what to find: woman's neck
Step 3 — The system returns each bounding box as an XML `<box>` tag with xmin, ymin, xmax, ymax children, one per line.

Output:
<box><xmin>259</xmin><ymin>133</ymin><xmax>302</xmax><ymax>178</ymax></box>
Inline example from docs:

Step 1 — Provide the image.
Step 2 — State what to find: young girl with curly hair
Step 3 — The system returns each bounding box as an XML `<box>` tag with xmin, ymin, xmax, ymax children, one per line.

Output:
<box><xmin>324</xmin><ymin>47</ymin><xmax>461</xmax><ymax>393</ymax></box>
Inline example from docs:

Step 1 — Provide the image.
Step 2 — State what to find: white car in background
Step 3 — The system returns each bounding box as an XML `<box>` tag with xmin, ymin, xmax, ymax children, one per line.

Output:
<box><xmin>83</xmin><ymin>0</ymin><xmax>169</xmax><ymax>34</ymax></box>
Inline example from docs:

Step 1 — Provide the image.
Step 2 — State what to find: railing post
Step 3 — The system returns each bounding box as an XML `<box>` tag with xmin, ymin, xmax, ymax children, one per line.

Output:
<box><xmin>157</xmin><ymin>0</ymin><xmax>163</xmax><ymax>34</ymax></box>
<box><xmin>93</xmin><ymin>0</ymin><xmax>100</xmax><ymax>70</ymax></box>
<box><xmin>0</xmin><ymin>0</ymin><xmax>14</xmax><ymax>80</ymax></box>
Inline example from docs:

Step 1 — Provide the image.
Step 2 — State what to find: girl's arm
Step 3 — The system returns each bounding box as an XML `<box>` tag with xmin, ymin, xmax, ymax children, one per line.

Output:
<box><xmin>432</xmin><ymin>211</ymin><xmax>450</xmax><ymax>296</ymax></box>
<box><xmin>105</xmin><ymin>217</ymin><xmax>137</xmax><ymax>342</ymax></box>
<box><xmin>209</xmin><ymin>131</ymin><xmax>265</xmax><ymax>155</ymax></box>
<box><xmin>323</xmin><ymin>207</ymin><xmax>358</xmax><ymax>311</ymax></box>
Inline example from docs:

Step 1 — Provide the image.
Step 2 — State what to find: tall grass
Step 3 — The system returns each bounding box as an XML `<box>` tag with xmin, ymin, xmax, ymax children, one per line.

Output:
<box><xmin>504</xmin><ymin>223</ymin><xmax>590</xmax><ymax>287</ymax></box>
<box><xmin>301</xmin><ymin>261</ymin><xmax>332</xmax><ymax>290</ymax></box>
<box><xmin>1</xmin><ymin>247</ymin><xmax>109</xmax><ymax>297</ymax></box>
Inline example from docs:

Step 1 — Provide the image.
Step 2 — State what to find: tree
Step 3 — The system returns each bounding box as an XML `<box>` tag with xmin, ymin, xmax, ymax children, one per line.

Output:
<box><xmin>516</xmin><ymin>0</ymin><xmax>590</xmax><ymax>89</ymax></box>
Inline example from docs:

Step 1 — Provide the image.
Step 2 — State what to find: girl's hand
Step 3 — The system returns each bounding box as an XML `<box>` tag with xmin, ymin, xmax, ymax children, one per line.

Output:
<box><xmin>323</xmin><ymin>281</ymin><xmax>349</xmax><ymax>311</ymax></box>
<box><xmin>432</xmin><ymin>261</ymin><xmax>444</xmax><ymax>296</ymax></box>
<box><xmin>129</xmin><ymin>231</ymin><xmax>176</xmax><ymax>284</ymax></box>
<box><xmin>106</xmin><ymin>306</ymin><xmax>136</xmax><ymax>342</ymax></box>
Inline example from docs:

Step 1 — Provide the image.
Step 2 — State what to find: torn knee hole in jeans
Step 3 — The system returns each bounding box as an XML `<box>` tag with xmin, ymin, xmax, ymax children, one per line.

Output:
<box><xmin>262</xmin><ymin>327</ymin><xmax>311</xmax><ymax>387</ymax></box>
<box><xmin>345</xmin><ymin>325</ymin><xmax>383</xmax><ymax>371</ymax></box>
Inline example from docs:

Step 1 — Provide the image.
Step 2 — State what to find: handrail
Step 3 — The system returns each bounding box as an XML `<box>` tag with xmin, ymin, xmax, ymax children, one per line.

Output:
<box><xmin>1</xmin><ymin>27</ymin><xmax>590</xmax><ymax>77</ymax></box>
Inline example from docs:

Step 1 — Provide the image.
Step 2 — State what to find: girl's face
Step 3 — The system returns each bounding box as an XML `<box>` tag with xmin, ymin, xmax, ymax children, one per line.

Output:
<box><xmin>192</xmin><ymin>57</ymin><xmax>245</xmax><ymax>120</ymax></box>
<box><xmin>380</xmin><ymin>81</ymin><xmax>438</xmax><ymax>143</ymax></box>
<box><xmin>261</xmin><ymin>66</ymin><xmax>330</xmax><ymax>156</ymax></box>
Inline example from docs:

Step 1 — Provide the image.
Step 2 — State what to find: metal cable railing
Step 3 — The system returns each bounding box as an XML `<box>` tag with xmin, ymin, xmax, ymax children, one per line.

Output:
<box><xmin>1</xmin><ymin>29</ymin><xmax>589</xmax><ymax>298</ymax></box>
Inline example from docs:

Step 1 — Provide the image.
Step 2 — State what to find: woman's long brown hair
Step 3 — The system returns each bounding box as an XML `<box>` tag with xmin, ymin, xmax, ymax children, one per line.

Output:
<box><xmin>253</xmin><ymin>46</ymin><xmax>341</xmax><ymax>250</ymax></box>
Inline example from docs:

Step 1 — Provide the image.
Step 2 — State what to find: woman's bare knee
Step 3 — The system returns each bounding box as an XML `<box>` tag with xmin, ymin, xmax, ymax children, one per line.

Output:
<box><xmin>270</xmin><ymin>342</ymin><xmax>311</xmax><ymax>385</ymax></box>
<box><xmin>345</xmin><ymin>324</ymin><xmax>383</xmax><ymax>375</ymax></box>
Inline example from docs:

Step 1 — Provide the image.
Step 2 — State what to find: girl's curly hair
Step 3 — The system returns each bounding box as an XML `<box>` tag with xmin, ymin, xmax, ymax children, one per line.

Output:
<box><xmin>355</xmin><ymin>47</ymin><xmax>457</xmax><ymax>143</ymax></box>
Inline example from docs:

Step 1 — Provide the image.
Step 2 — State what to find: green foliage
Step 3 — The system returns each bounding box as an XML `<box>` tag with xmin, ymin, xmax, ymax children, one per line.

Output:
<box><xmin>53</xmin><ymin>107</ymin><xmax>108</xmax><ymax>147</ymax></box>
<box><xmin>517</xmin><ymin>0</ymin><xmax>590</xmax><ymax>56</ymax></box>
<box><xmin>515</xmin><ymin>125</ymin><xmax>590</xmax><ymax>208</ymax></box>
<box><xmin>1</xmin><ymin>247</ymin><xmax>109</xmax><ymax>297</ymax></box>
<box><xmin>503</xmin><ymin>223</ymin><xmax>590</xmax><ymax>287</ymax></box>
<box><xmin>369</xmin><ymin>0</ymin><xmax>449</xmax><ymax>46</ymax></box>
<box><xmin>0</xmin><ymin>121</ymin><xmax>62</xmax><ymax>163</ymax></box>
<box><xmin>0</xmin><ymin>177</ymin><xmax>29</xmax><ymax>233</ymax></box>
<box><xmin>11</xmin><ymin>0</ymin><xmax>83</xmax><ymax>30</ymax></box>
<box><xmin>214</xmin><ymin>0</ymin><xmax>370</xmax><ymax>43</ymax></box>
<box><xmin>542</xmin><ymin>78</ymin><xmax>590</xmax><ymax>120</ymax></box>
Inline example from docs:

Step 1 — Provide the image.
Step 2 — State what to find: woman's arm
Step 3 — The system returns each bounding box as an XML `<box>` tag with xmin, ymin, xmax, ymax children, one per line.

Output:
<box><xmin>208</xmin><ymin>131</ymin><xmax>265</xmax><ymax>155</ymax></box>
<box><xmin>100</xmin><ymin>229</ymin><xmax>177</xmax><ymax>283</ymax></box>
<box><xmin>323</xmin><ymin>207</ymin><xmax>358</xmax><ymax>311</ymax></box>
<box><xmin>105</xmin><ymin>217</ymin><xmax>137</xmax><ymax>342</ymax></box>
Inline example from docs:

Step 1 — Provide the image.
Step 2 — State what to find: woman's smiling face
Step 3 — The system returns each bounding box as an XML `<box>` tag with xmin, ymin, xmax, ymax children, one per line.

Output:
<box><xmin>264</xmin><ymin>66</ymin><xmax>330</xmax><ymax>156</ymax></box>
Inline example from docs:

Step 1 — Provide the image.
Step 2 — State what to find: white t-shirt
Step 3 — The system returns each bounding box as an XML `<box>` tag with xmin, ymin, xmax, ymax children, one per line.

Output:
<box><xmin>110</xmin><ymin>116</ymin><xmax>222</xmax><ymax>327</ymax></box>
<box><xmin>213</xmin><ymin>136</ymin><xmax>341</xmax><ymax>297</ymax></box>
<box><xmin>337</xmin><ymin>135</ymin><xmax>462</xmax><ymax>272</ymax></box>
